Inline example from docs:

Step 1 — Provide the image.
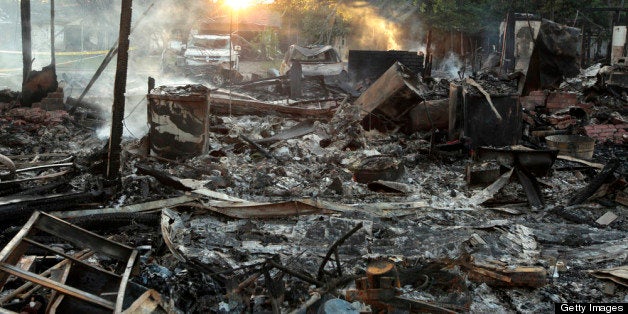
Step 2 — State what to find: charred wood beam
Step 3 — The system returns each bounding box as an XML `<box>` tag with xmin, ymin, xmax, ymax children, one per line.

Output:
<box><xmin>0</xmin><ymin>263</ymin><xmax>115</xmax><ymax>311</ymax></box>
<box><xmin>502</xmin><ymin>11</ymin><xmax>515</xmax><ymax>74</ymax></box>
<box><xmin>0</xmin><ymin>249</ymin><xmax>93</xmax><ymax>304</ymax></box>
<box><xmin>334</xmin><ymin>249</ymin><xmax>342</xmax><ymax>277</ymax></box>
<box><xmin>550</xmin><ymin>205</ymin><xmax>592</xmax><ymax>225</ymax></box>
<box><xmin>239</xmin><ymin>135</ymin><xmax>275</xmax><ymax>159</ymax></box>
<box><xmin>288</xmin><ymin>292</ymin><xmax>321</xmax><ymax>314</ymax></box>
<box><xmin>424</xmin><ymin>29</ymin><xmax>432</xmax><ymax>77</ymax></box>
<box><xmin>66</xmin><ymin>212</ymin><xmax>160</xmax><ymax>232</ymax></box>
<box><xmin>0</xmin><ymin>169</ymin><xmax>71</xmax><ymax>189</ymax></box>
<box><xmin>136</xmin><ymin>164</ymin><xmax>190</xmax><ymax>191</ymax></box>
<box><xmin>317</xmin><ymin>222</ymin><xmax>363</xmax><ymax>281</ymax></box>
<box><xmin>15</xmin><ymin>181</ymin><xmax>69</xmax><ymax>197</ymax></box>
<box><xmin>106</xmin><ymin>0</ymin><xmax>133</xmax><ymax>180</ymax></box>
<box><xmin>15</xmin><ymin>162</ymin><xmax>73</xmax><ymax>173</ymax></box>
<box><xmin>568</xmin><ymin>159</ymin><xmax>619</xmax><ymax>206</ymax></box>
<box><xmin>0</xmin><ymin>156</ymin><xmax>75</xmax><ymax>169</ymax></box>
<box><xmin>266</xmin><ymin>259</ymin><xmax>324</xmax><ymax>287</ymax></box>
<box><xmin>262</xmin><ymin>265</ymin><xmax>282</xmax><ymax>314</ymax></box>
<box><xmin>233</xmin><ymin>251</ymin><xmax>308</xmax><ymax>296</ymax></box>
<box><xmin>514</xmin><ymin>166</ymin><xmax>544</xmax><ymax>208</ymax></box>
<box><xmin>0</xmin><ymin>191</ymin><xmax>101</xmax><ymax>224</ymax></box>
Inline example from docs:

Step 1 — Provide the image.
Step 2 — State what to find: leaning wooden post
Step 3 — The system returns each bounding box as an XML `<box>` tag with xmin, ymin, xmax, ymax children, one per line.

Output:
<box><xmin>106</xmin><ymin>0</ymin><xmax>133</xmax><ymax>180</ymax></box>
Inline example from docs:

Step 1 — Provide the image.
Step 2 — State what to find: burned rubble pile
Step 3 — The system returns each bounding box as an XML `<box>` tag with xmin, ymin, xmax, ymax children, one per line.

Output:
<box><xmin>0</xmin><ymin>48</ymin><xmax>627</xmax><ymax>314</ymax></box>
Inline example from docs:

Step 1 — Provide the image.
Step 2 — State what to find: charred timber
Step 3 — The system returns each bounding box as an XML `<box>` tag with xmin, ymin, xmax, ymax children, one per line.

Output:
<box><xmin>0</xmin><ymin>191</ymin><xmax>102</xmax><ymax>224</ymax></box>
<box><xmin>107</xmin><ymin>0</ymin><xmax>133</xmax><ymax>180</ymax></box>
<box><xmin>568</xmin><ymin>159</ymin><xmax>620</xmax><ymax>206</ymax></box>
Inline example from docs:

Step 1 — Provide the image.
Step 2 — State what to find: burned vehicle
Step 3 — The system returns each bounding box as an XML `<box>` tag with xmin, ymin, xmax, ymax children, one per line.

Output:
<box><xmin>280</xmin><ymin>45</ymin><xmax>347</xmax><ymax>79</ymax></box>
<box><xmin>162</xmin><ymin>32</ymin><xmax>240</xmax><ymax>86</ymax></box>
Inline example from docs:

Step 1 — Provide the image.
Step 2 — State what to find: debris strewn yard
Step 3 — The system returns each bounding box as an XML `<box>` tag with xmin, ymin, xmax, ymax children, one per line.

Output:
<box><xmin>0</xmin><ymin>1</ymin><xmax>626</xmax><ymax>313</ymax></box>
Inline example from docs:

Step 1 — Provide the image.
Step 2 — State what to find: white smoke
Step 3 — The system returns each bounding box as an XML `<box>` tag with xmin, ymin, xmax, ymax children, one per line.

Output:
<box><xmin>0</xmin><ymin>0</ymin><xmax>213</xmax><ymax>140</ymax></box>
<box><xmin>436</xmin><ymin>51</ymin><xmax>466</xmax><ymax>80</ymax></box>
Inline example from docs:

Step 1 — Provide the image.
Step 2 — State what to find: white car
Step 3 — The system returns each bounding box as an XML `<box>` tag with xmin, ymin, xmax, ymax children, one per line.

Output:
<box><xmin>183</xmin><ymin>34</ymin><xmax>239</xmax><ymax>70</ymax></box>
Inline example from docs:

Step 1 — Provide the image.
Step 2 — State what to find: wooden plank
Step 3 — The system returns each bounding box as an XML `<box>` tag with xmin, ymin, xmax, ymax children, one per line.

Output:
<box><xmin>467</xmin><ymin>265</ymin><xmax>546</xmax><ymax>288</ymax></box>
<box><xmin>46</xmin><ymin>260</ymin><xmax>72</xmax><ymax>314</ymax></box>
<box><xmin>121</xmin><ymin>289</ymin><xmax>165</xmax><ymax>314</ymax></box>
<box><xmin>205</xmin><ymin>200</ymin><xmax>335</xmax><ymax>219</ymax></box>
<box><xmin>15</xmin><ymin>162</ymin><xmax>74</xmax><ymax>173</ymax></box>
<box><xmin>0</xmin><ymin>192</ymin><xmax>80</xmax><ymax>207</ymax></box>
<box><xmin>5</xmin><ymin>156</ymin><xmax>74</xmax><ymax>169</ymax></box>
<box><xmin>0</xmin><ymin>212</ymin><xmax>39</xmax><ymax>287</ymax></box>
<box><xmin>0</xmin><ymin>170</ymin><xmax>69</xmax><ymax>187</ymax></box>
<box><xmin>115</xmin><ymin>250</ymin><xmax>139</xmax><ymax>313</ymax></box>
<box><xmin>0</xmin><ymin>212</ymin><xmax>39</xmax><ymax>261</ymax></box>
<box><xmin>52</xmin><ymin>195</ymin><xmax>197</xmax><ymax>219</ymax></box>
<box><xmin>191</xmin><ymin>188</ymin><xmax>250</xmax><ymax>203</ymax></box>
<box><xmin>33</xmin><ymin>212</ymin><xmax>133</xmax><ymax>261</ymax></box>
<box><xmin>0</xmin><ymin>263</ymin><xmax>115</xmax><ymax>310</ymax></box>
<box><xmin>0</xmin><ymin>250</ymin><xmax>93</xmax><ymax>304</ymax></box>
<box><xmin>470</xmin><ymin>168</ymin><xmax>514</xmax><ymax>206</ymax></box>
<box><xmin>557</xmin><ymin>155</ymin><xmax>604</xmax><ymax>169</ymax></box>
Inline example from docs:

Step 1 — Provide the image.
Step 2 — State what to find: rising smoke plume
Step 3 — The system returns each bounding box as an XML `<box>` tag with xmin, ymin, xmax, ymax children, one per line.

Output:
<box><xmin>338</xmin><ymin>0</ymin><xmax>425</xmax><ymax>52</ymax></box>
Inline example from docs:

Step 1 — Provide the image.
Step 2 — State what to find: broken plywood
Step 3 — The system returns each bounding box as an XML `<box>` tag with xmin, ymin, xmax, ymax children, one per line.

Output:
<box><xmin>355</xmin><ymin>62</ymin><xmax>428</xmax><ymax>124</ymax></box>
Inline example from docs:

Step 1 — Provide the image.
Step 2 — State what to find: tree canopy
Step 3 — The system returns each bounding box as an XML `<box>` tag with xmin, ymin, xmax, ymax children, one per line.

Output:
<box><xmin>272</xmin><ymin>0</ymin><xmax>625</xmax><ymax>45</ymax></box>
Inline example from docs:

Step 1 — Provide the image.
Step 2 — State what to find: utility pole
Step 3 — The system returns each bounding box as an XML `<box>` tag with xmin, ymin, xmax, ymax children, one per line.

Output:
<box><xmin>106</xmin><ymin>0</ymin><xmax>133</xmax><ymax>180</ymax></box>
<box><xmin>50</xmin><ymin>0</ymin><xmax>55</xmax><ymax>67</ymax></box>
<box><xmin>20</xmin><ymin>0</ymin><xmax>31</xmax><ymax>84</ymax></box>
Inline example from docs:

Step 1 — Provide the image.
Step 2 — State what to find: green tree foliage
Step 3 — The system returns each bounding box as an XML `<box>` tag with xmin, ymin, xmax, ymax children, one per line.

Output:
<box><xmin>273</xmin><ymin>0</ymin><xmax>624</xmax><ymax>44</ymax></box>
<box><xmin>273</xmin><ymin>0</ymin><xmax>351</xmax><ymax>44</ymax></box>
<box><xmin>415</xmin><ymin>0</ymin><xmax>624</xmax><ymax>35</ymax></box>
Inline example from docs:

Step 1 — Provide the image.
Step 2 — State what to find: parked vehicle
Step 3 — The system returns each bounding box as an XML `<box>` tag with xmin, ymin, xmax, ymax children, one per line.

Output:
<box><xmin>162</xmin><ymin>31</ymin><xmax>240</xmax><ymax>86</ymax></box>
<box><xmin>280</xmin><ymin>45</ymin><xmax>347</xmax><ymax>79</ymax></box>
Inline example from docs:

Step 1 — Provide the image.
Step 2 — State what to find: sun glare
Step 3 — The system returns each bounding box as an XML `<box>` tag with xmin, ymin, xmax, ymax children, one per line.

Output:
<box><xmin>226</xmin><ymin>0</ymin><xmax>254</xmax><ymax>10</ymax></box>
